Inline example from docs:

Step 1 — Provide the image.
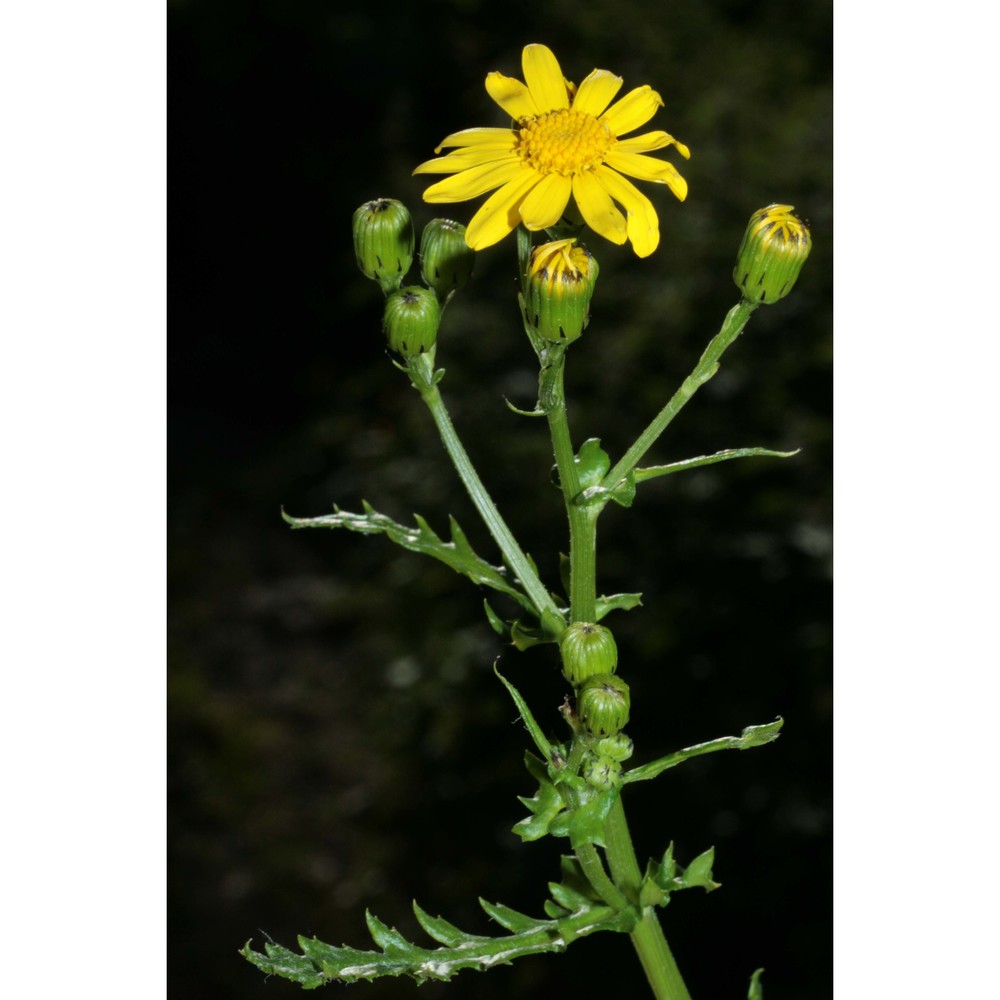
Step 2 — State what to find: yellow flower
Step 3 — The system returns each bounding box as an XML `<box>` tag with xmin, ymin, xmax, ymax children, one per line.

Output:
<box><xmin>413</xmin><ymin>44</ymin><xmax>690</xmax><ymax>258</ymax></box>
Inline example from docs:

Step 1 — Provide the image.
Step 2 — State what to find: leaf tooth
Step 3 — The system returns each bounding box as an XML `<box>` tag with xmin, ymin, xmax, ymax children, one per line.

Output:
<box><xmin>478</xmin><ymin>898</ymin><xmax>542</xmax><ymax>933</ymax></box>
<box><xmin>411</xmin><ymin>901</ymin><xmax>469</xmax><ymax>947</ymax></box>
<box><xmin>365</xmin><ymin>910</ymin><xmax>418</xmax><ymax>956</ymax></box>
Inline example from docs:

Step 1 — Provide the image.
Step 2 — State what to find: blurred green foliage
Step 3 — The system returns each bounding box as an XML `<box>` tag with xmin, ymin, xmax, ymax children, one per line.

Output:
<box><xmin>170</xmin><ymin>1</ymin><xmax>830</xmax><ymax>997</ymax></box>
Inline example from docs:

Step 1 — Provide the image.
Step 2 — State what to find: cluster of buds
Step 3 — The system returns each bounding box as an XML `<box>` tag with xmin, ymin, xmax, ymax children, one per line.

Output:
<box><xmin>560</xmin><ymin>623</ymin><xmax>632</xmax><ymax>790</ymax></box>
<box><xmin>352</xmin><ymin>199</ymin><xmax>475</xmax><ymax>359</ymax></box>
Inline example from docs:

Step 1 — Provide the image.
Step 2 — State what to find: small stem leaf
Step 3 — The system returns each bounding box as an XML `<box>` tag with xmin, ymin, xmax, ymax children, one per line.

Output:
<box><xmin>365</xmin><ymin>912</ymin><xmax>416</xmax><ymax>956</ymax></box>
<box><xmin>595</xmin><ymin>592</ymin><xmax>644</xmax><ymax>620</ymax></box>
<box><xmin>544</xmin><ymin>899</ymin><xmax>570</xmax><ymax>919</ymax></box>
<box><xmin>748</xmin><ymin>967</ymin><xmax>765</xmax><ymax>1000</ymax></box>
<box><xmin>503</xmin><ymin>395</ymin><xmax>546</xmax><ymax>418</ymax></box>
<box><xmin>283</xmin><ymin>504</ymin><xmax>535</xmax><ymax>613</ymax></box>
<box><xmin>633</xmin><ymin>447</ymin><xmax>800</xmax><ymax>483</ymax></box>
<box><xmin>482</xmin><ymin>600</ymin><xmax>508</xmax><ymax>637</ymax></box>
<box><xmin>624</xmin><ymin>718</ymin><xmax>784</xmax><ymax>784</ymax></box>
<box><xmin>549</xmin><ymin>786</ymin><xmax>619</xmax><ymax>849</ymax></box>
<box><xmin>639</xmin><ymin>843</ymin><xmax>720</xmax><ymax>910</ymax></box>
<box><xmin>494</xmin><ymin>665</ymin><xmax>555</xmax><ymax>762</ymax></box>
<box><xmin>510</xmin><ymin>619</ymin><xmax>558</xmax><ymax>650</ymax></box>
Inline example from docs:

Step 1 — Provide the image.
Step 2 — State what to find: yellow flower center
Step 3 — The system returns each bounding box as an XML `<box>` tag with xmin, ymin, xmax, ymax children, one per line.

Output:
<box><xmin>515</xmin><ymin>109</ymin><xmax>615</xmax><ymax>176</ymax></box>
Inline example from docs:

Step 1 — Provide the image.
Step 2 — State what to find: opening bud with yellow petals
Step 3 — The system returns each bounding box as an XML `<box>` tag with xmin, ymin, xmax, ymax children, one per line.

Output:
<box><xmin>353</xmin><ymin>198</ymin><xmax>414</xmax><ymax>294</ymax></box>
<box><xmin>733</xmin><ymin>204</ymin><xmax>812</xmax><ymax>305</ymax></box>
<box><xmin>577</xmin><ymin>673</ymin><xmax>631</xmax><ymax>738</ymax></box>
<box><xmin>559</xmin><ymin>622</ymin><xmax>618</xmax><ymax>688</ymax></box>
<box><xmin>382</xmin><ymin>286</ymin><xmax>440</xmax><ymax>358</ymax></box>
<box><xmin>523</xmin><ymin>239</ymin><xmax>598</xmax><ymax>344</ymax></box>
<box><xmin>420</xmin><ymin>219</ymin><xmax>476</xmax><ymax>299</ymax></box>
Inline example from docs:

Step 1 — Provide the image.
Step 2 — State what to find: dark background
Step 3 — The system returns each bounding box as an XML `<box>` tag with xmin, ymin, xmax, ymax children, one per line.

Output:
<box><xmin>169</xmin><ymin>1</ymin><xmax>831</xmax><ymax>997</ymax></box>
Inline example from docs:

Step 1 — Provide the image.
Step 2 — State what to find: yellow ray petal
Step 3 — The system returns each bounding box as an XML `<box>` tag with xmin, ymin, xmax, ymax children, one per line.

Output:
<box><xmin>518</xmin><ymin>172</ymin><xmax>573</xmax><ymax>231</ymax></box>
<box><xmin>571</xmin><ymin>69</ymin><xmax>623</xmax><ymax>118</ymax></box>
<box><xmin>572</xmin><ymin>171</ymin><xmax>627</xmax><ymax>245</ymax></box>
<box><xmin>421</xmin><ymin>158</ymin><xmax>524</xmax><ymax>203</ymax></box>
<box><xmin>465</xmin><ymin>169</ymin><xmax>542</xmax><ymax>250</ymax></box>
<box><xmin>522</xmin><ymin>43</ymin><xmax>569</xmax><ymax>114</ymax></box>
<box><xmin>594</xmin><ymin>166</ymin><xmax>660</xmax><ymax>258</ymax></box>
<box><xmin>616</xmin><ymin>130</ymin><xmax>690</xmax><ymax>158</ymax></box>
<box><xmin>600</xmin><ymin>85</ymin><xmax>664</xmax><ymax>137</ymax></box>
<box><xmin>413</xmin><ymin>147</ymin><xmax>519</xmax><ymax>175</ymax></box>
<box><xmin>486</xmin><ymin>71</ymin><xmax>539</xmax><ymax>120</ymax></box>
<box><xmin>604</xmin><ymin>150</ymin><xmax>688</xmax><ymax>200</ymax></box>
<box><xmin>434</xmin><ymin>127</ymin><xmax>518</xmax><ymax>152</ymax></box>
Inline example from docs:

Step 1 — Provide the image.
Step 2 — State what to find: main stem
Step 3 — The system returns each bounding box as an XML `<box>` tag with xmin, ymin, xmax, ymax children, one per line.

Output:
<box><xmin>604</xmin><ymin>797</ymin><xmax>693</xmax><ymax>1000</ymax></box>
<box><xmin>546</xmin><ymin>348</ymin><xmax>692</xmax><ymax>1000</ymax></box>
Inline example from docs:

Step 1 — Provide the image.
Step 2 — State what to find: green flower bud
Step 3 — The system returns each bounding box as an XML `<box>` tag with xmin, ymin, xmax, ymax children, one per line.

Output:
<box><xmin>582</xmin><ymin>750</ymin><xmax>623</xmax><ymax>791</ymax></box>
<box><xmin>577</xmin><ymin>673</ymin><xmax>631</xmax><ymax>738</ymax></box>
<box><xmin>559</xmin><ymin>622</ymin><xmax>618</xmax><ymax>687</ymax></box>
<box><xmin>382</xmin><ymin>286</ymin><xmax>440</xmax><ymax>357</ymax></box>
<box><xmin>733</xmin><ymin>204</ymin><xmax>812</xmax><ymax>305</ymax></box>
<box><xmin>596</xmin><ymin>732</ymin><xmax>634</xmax><ymax>762</ymax></box>
<box><xmin>420</xmin><ymin>219</ymin><xmax>475</xmax><ymax>298</ymax></box>
<box><xmin>524</xmin><ymin>239</ymin><xmax>598</xmax><ymax>344</ymax></box>
<box><xmin>353</xmin><ymin>198</ymin><xmax>414</xmax><ymax>293</ymax></box>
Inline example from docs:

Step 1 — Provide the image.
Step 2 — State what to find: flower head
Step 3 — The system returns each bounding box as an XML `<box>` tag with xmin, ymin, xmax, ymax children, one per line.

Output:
<box><xmin>414</xmin><ymin>44</ymin><xmax>690</xmax><ymax>258</ymax></box>
<box><xmin>733</xmin><ymin>204</ymin><xmax>812</xmax><ymax>304</ymax></box>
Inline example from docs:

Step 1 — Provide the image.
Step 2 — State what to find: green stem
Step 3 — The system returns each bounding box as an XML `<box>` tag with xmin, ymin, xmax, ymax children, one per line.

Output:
<box><xmin>603</xmin><ymin>796</ymin><xmax>693</xmax><ymax>1000</ymax></box>
<box><xmin>411</xmin><ymin>356</ymin><xmax>564</xmax><ymax>634</ymax></box>
<box><xmin>542</xmin><ymin>349</ymin><xmax>598</xmax><ymax>623</ymax></box>
<box><xmin>602</xmin><ymin>299</ymin><xmax>758</xmax><ymax>496</ymax></box>
<box><xmin>575</xmin><ymin>841</ymin><xmax>632</xmax><ymax>911</ymax></box>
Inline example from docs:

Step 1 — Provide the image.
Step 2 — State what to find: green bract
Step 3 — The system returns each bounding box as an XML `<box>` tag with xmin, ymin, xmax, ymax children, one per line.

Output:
<box><xmin>733</xmin><ymin>204</ymin><xmax>812</xmax><ymax>305</ymax></box>
<box><xmin>383</xmin><ymin>286</ymin><xmax>441</xmax><ymax>357</ymax></box>
<box><xmin>420</xmin><ymin>218</ymin><xmax>476</xmax><ymax>298</ymax></box>
<box><xmin>560</xmin><ymin>621</ymin><xmax>618</xmax><ymax>687</ymax></box>
<box><xmin>353</xmin><ymin>198</ymin><xmax>415</xmax><ymax>293</ymax></box>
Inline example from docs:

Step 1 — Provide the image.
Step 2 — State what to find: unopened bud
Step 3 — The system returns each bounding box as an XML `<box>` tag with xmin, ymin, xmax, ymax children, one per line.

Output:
<box><xmin>353</xmin><ymin>198</ymin><xmax>414</xmax><ymax>293</ymax></box>
<box><xmin>733</xmin><ymin>204</ymin><xmax>811</xmax><ymax>305</ymax></box>
<box><xmin>420</xmin><ymin>219</ymin><xmax>475</xmax><ymax>298</ymax></box>
<box><xmin>559</xmin><ymin>622</ymin><xmax>618</xmax><ymax>687</ymax></box>
<box><xmin>383</xmin><ymin>286</ymin><xmax>440</xmax><ymax>357</ymax></box>
<box><xmin>524</xmin><ymin>239</ymin><xmax>598</xmax><ymax>344</ymax></box>
<box><xmin>596</xmin><ymin>732</ymin><xmax>634</xmax><ymax>762</ymax></box>
<box><xmin>582</xmin><ymin>750</ymin><xmax>623</xmax><ymax>791</ymax></box>
<box><xmin>577</xmin><ymin>673</ymin><xmax>631</xmax><ymax>738</ymax></box>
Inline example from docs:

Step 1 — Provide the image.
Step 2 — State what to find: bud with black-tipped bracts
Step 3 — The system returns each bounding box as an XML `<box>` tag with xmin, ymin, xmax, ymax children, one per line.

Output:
<box><xmin>577</xmin><ymin>673</ymin><xmax>630</xmax><ymax>738</ymax></box>
<box><xmin>383</xmin><ymin>286</ymin><xmax>440</xmax><ymax>357</ymax></box>
<box><xmin>353</xmin><ymin>198</ymin><xmax>414</xmax><ymax>294</ymax></box>
<box><xmin>582</xmin><ymin>750</ymin><xmax>623</xmax><ymax>791</ymax></box>
<box><xmin>523</xmin><ymin>239</ymin><xmax>598</xmax><ymax>344</ymax></box>
<box><xmin>420</xmin><ymin>219</ymin><xmax>475</xmax><ymax>299</ymax></box>
<box><xmin>559</xmin><ymin>622</ymin><xmax>618</xmax><ymax>687</ymax></box>
<box><xmin>733</xmin><ymin>204</ymin><xmax>812</xmax><ymax>305</ymax></box>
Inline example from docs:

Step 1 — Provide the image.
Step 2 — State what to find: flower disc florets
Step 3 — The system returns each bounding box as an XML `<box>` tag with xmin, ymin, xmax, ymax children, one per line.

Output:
<box><xmin>413</xmin><ymin>44</ymin><xmax>690</xmax><ymax>257</ymax></box>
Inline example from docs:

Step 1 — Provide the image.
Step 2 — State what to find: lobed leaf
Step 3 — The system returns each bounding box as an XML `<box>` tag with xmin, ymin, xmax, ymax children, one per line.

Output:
<box><xmin>282</xmin><ymin>504</ymin><xmax>535</xmax><ymax>613</ymax></box>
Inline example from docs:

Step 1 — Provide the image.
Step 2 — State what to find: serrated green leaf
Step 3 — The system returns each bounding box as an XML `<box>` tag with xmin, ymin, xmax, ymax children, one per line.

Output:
<box><xmin>640</xmin><ymin>842</ymin><xmax>721</xmax><ymax>908</ymax></box>
<box><xmin>244</xmin><ymin>887</ymin><xmax>636</xmax><ymax>987</ymax></box>
<box><xmin>624</xmin><ymin>717</ymin><xmax>784</xmax><ymax>784</ymax></box>
<box><xmin>748</xmin><ymin>967</ymin><xmax>765</xmax><ymax>1000</ymax></box>
<box><xmin>281</xmin><ymin>504</ymin><xmax>535</xmax><ymax>613</ymax></box>
<box><xmin>548</xmin><ymin>880</ymin><xmax>595</xmax><ymax>912</ymax></box>
<box><xmin>549</xmin><ymin>786</ymin><xmax>618</xmax><ymax>849</ymax></box>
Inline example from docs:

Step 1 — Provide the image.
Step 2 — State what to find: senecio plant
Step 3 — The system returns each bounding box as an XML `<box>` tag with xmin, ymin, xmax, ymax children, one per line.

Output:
<box><xmin>242</xmin><ymin>43</ymin><xmax>811</xmax><ymax>1000</ymax></box>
